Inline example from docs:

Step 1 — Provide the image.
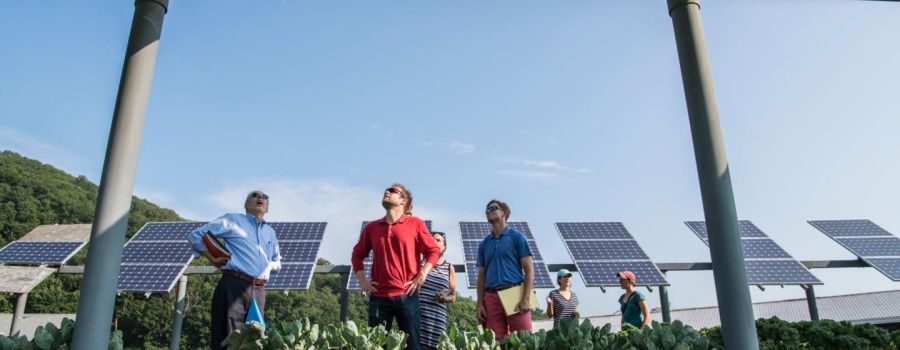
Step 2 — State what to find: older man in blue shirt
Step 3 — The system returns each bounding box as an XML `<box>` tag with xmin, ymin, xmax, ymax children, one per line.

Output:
<box><xmin>187</xmin><ymin>190</ymin><xmax>281</xmax><ymax>350</ymax></box>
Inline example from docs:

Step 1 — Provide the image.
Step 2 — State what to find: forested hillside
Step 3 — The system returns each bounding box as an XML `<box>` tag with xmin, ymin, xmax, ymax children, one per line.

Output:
<box><xmin>0</xmin><ymin>151</ymin><xmax>487</xmax><ymax>349</ymax></box>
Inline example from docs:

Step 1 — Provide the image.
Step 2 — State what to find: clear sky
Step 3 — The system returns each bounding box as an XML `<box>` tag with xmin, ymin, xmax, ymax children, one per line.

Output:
<box><xmin>2</xmin><ymin>0</ymin><xmax>899</xmax><ymax>318</ymax></box>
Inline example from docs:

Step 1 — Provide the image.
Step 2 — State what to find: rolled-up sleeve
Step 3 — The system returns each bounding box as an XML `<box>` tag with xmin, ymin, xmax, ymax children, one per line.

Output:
<box><xmin>186</xmin><ymin>215</ymin><xmax>233</xmax><ymax>258</ymax></box>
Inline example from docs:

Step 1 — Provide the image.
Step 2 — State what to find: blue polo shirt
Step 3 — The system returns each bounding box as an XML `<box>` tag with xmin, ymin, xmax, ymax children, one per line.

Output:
<box><xmin>476</xmin><ymin>226</ymin><xmax>532</xmax><ymax>289</ymax></box>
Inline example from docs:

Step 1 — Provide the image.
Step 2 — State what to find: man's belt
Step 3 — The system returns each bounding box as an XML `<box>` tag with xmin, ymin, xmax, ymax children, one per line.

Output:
<box><xmin>223</xmin><ymin>270</ymin><xmax>266</xmax><ymax>287</ymax></box>
<box><xmin>485</xmin><ymin>283</ymin><xmax>522</xmax><ymax>293</ymax></box>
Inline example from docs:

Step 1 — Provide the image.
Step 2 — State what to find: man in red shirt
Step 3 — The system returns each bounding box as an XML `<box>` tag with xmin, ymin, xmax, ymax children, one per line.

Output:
<box><xmin>351</xmin><ymin>183</ymin><xmax>441</xmax><ymax>350</ymax></box>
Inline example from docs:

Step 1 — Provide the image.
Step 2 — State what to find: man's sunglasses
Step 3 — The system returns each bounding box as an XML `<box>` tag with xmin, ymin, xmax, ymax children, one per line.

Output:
<box><xmin>385</xmin><ymin>187</ymin><xmax>405</xmax><ymax>197</ymax></box>
<box><xmin>251</xmin><ymin>192</ymin><xmax>269</xmax><ymax>200</ymax></box>
<box><xmin>486</xmin><ymin>206</ymin><xmax>501</xmax><ymax>212</ymax></box>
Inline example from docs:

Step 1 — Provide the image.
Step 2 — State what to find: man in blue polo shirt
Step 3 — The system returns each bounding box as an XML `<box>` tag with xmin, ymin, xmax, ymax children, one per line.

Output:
<box><xmin>475</xmin><ymin>199</ymin><xmax>534</xmax><ymax>339</ymax></box>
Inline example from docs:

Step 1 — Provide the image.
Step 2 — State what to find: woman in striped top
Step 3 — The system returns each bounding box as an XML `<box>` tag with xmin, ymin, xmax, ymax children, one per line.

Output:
<box><xmin>419</xmin><ymin>231</ymin><xmax>456</xmax><ymax>350</ymax></box>
<box><xmin>546</xmin><ymin>268</ymin><xmax>579</xmax><ymax>329</ymax></box>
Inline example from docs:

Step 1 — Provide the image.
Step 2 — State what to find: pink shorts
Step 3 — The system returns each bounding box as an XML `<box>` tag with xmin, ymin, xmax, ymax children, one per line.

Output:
<box><xmin>483</xmin><ymin>292</ymin><xmax>532</xmax><ymax>339</ymax></box>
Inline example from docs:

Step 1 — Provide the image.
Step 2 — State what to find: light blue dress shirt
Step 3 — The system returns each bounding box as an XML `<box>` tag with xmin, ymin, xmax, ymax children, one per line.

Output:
<box><xmin>187</xmin><ymin>213</ymin><xmax>281</xmax><ymax>280</ymax></box>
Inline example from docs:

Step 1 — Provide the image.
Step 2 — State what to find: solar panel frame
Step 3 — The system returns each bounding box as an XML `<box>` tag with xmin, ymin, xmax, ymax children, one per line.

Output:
<box><xmin>555</xmin><ymin>222</ymin><xmax>669</xmax><ymax>287</ymax></box>
<box><xmin>808</xmin><ymin>219</ymin><xmax>892</xmax><ymax>238</ymax></box>
<box><xmin>865</xmin><ymin>258</ymin><xmax>900</xmax><ymax>281</ymax></box>
<box><xmin>267</xmin><ymin>263</ymin><xmax>316</xmax><ymax>290</ymax></box>
<box><xmin>0</xmin><ymin>241</ymin><xmax>86</xmax><ymax>265</ymax></box>
<box><xmin>833</xmin><ymin>237</ymin><xmax>900</xmax><ymax>257</ymax></box>
<box><xmin>117</xmin><ymin>264</ymin><xmax>187</xmax><ymax>292</ymax></box>
<box><xmin>278</xmin><ymin>241</ymin><xmax>322</xmax><ymax>263</ymax></box>
<box><xmin>131</xmin><ymin>221</ymin><xmax>206</xmax><ymax>241</ymax></box>
<box><xmin>685</xmin><ymin>220</ymin><xmax>822</xmax><ymax>285</ymax></box>
<box><xmin>120</xmin><ymin>241</ymin><xmax>193</xmax><ymax>264</ymax></box>
<box><xmin>270</xmin><ymin>222</ymin><xmax>327</xmax><ymax>241</ymax></box>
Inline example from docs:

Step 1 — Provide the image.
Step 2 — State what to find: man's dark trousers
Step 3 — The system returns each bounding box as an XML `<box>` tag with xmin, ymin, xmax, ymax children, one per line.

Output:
<box><xmin>368</xmin><ymin>294</ymin><xmax>421</xmax><ymax>350</ymax></box>
<box><xmin>210</xmin><ymin>274</ymin><xmax>266</xmax><ymax>350</ymax></box>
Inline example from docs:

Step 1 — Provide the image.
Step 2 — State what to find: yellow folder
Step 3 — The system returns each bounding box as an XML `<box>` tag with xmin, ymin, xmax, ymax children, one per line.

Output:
<box><xmin>497</xmin><ymin>285</ymin><xmax>539</xmax><ymax>316</ymax></box>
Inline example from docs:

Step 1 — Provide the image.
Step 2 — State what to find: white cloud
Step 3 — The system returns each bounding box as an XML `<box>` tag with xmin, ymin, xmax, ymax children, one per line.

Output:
<box><xmin>495</xmin><ymin>170</ymin><xmax>559</xmax><ymax>180</ymax></box>
<box><xmin>369</xmin><ymin>123</ymin><xmax>394</xmax><ymax>137</ymax></box>
<box><xmin>449</xmin><ymin>141</ymin><xmax>475</xmax><ymax>154</ymax></box>
<box><xmin>0</xmin><ymin>125</ymin><xmax>91</xmax><ymax>178</ymax></box>
<box><xmin>502</xmin><ymin>157</ymin><xmax>590</xmax><ymax>173</ymax></box>
<box><xmin>205</xmin><ymin>178</ymin><xmax>464</xmax><ymax>265</ymax></box>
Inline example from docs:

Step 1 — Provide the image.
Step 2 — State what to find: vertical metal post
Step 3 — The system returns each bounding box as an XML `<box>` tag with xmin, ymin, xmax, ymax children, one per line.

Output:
<box><xmin>339</xmin><ymin>272</ymin><xmax>350</xmax><ymax>322</ymax></box>
<box><xmin>659</xmin><ymin>272</ymin><xmax>671</xmax><ymax>323</ymax></box>
<box><xmin>667</xmin><ymin>1</ymin><xmax>759</xmax><ymax>349</ymax></box>
<box><xmin>804</xmin><ymin>285</ymin><xmax>820</xmax><ymax>321</ymax></box>
<box><xmin>170</xmin><ymin>275</ymin><xmax>188</xmax><ymax>350</ymax></box>
<box><xmin>72</xmin><ymin>0</ymin><xmax>168</xmax><ymax>348</ymax></box>
<box><xmin>9</xmin><ymin>293</ymin><xmax>27</xmax><ymax>336</ymax></box>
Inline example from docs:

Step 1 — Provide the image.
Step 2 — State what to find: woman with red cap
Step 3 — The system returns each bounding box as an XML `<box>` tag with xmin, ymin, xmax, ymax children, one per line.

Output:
<box><xmin>617</xmin><ymin>271</ymin><xmax>650</xmax><ymax>329</ymax></box>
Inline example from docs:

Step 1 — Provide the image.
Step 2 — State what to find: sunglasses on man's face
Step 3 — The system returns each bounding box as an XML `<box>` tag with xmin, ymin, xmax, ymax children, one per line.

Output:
<box><xmin>251</xmin><ymin>192</ymin><xmax>269</xmax><ymax>200</ymax></box>
<box><xmin>385</xmin><ymin>187</ymin><xmax>405</xmax><ymax>197</ymax></box>
<box><xmin>486</xmin><ymin>206</ymin><xmax>501</xmax><ymax>213</ymax></box>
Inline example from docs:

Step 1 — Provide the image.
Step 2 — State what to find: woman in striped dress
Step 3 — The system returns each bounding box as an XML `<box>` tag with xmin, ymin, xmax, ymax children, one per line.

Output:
<box><xmin>546</xmin><ymin>269</ymin><xmax>579</xmax><ymax>329</ymax></box>
<box><xmin>419</xmin><ymin>231</ymin><xmax>456</xmax><ymax>350</ymax></box>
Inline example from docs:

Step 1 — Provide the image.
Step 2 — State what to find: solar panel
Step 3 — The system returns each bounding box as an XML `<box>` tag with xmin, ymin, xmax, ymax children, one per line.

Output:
<box><xmin>865</xmin><ymin>258</ymin><xmax>900</xmax><ymax>281</ymax></box>
<box><xmin>808</xmin><ymin>219</ymin><xmax>900</xmax><ymax>281</ymax></box>
<box><xmin>743</xmin><ymin>260</ymin><xmax>822</xmax><ymax>285</ymax></box>
<box><xmin>565</xmin><ymin>240</ymin><xmax>649</xmax><ymax>261</ymax></box>
<box><xmin>834</xmin><ymin>237</ymin><xmax>900</xmax><ymax>257</ymax></box>
<box><xmin>279</xmin><ymin>241</ymin><xmax>322</xmax><ymax>263</ymax></box>
<box><xmin>132</xmin><ymin>222</ymin><xmax>206</xmax><ymax>241</ymax></box>
<box><xmin>267</xmin><ymin>263</ymin><xmax>315</xmax><ymax>290</ymax></box>
<box><xmin>271</xmin><ymin>222</ymin><xmax>327</xmax><ymax>241</ymax></box>
<box><xmin>575</xmin><ymin>261</ymin><xmax>669</xmax><ymax>287</ymax></box>
<box><xmin>556</xmin><ymin>222</ymin><xmax>668</xmax><ymax>287</ymax></box>
<box><xmin>685</xmin><ymin>220</ymin><xmax>821</xmax><ymax>285</ymax></box>
<box><xmin>121</xmin><ymin>242</ymin><xmax>193</xmax><ymax>264</ymax></box>
<box><xmin>741</xmin><ymin>239</ymin><xmax>792</xmax><ymax>259</ymax></box>
<box><xmin>684</xmin><ymin>220</ymin><xmax>768</xmax><ymax>242</ymax></box>
<box><xmin>459</xmin><ymin>221</ymin><xmax>551</xmax><ymax>289</ymax></box>
<box><xmin>556</xmin><ymin>222</ymin><xmax>634</xmax><ymax>240</ymax></box>
<box><xmin>808</xmin><ymin>219</ymin><xmax>891</xmax><ymax>238</ymax></box>
<box><xmin>117</xmin><ymin>264</ymin><xmax>185</xmax><ymax>292</ymax></box>
<box><xmin>347</xmin><ymin>262</ymin><xmax>373</xmax><ymax>290</ymax></box>
<box><xmin>465</xmin><ymin>262</ymin><xmax>478</xmax><ymax>289</ymax></box>
<box><xmin>0</xmin><ymin>241</ymin><xmax>85</xmax><ymax>265</ymax></box>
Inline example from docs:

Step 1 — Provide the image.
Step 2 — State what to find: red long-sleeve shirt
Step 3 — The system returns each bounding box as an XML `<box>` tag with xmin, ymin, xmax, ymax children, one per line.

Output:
<box><xmin>351</xmin><ymin>215</ymin><xmax>441</xmax><ymax>297</ymax></box>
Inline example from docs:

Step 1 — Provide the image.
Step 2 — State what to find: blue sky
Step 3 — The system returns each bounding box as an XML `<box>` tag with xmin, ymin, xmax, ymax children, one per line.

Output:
<box><xmin>2</xmin><ymin>0</ymin><xmax>900</xmax><ymax>318</ymax></box>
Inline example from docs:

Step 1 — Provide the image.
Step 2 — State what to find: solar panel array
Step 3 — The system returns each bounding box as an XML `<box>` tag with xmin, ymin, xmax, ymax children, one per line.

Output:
<box><xmin>459</xmin><ymin>222</ymin><xmax>555</xmax><ymax>289</ymax></box>
<box><xmin>685</xmin><ymin>220</ymin><xmax>821</xmax><ymax>285</ymax></box>
<box><xmin>0</xmin><ymin>241</ymin><xmax>86</xmax><ymax>265</ymax></box>
<box><xmin>555</xmin><ymin>222</ymin><xmax>668</xmax><ymax>287</ymax></box>
<box><xmin>118</xmin><ymin>222</ymin><xmax>204</xmax><ymax>292</ymax></box>
<box><xmin>118</xmin><ymin>221</ymin><xmax>326</xmax><ymax>292</ymax></box>
<box><xmin>808</xmin><ymin>219</ymin><xmax>900</xmax><ymax>281</ymax></box>
<box><xmin>347</xmin><ymin>219</ymin><xmax>432</xmax><ymax>290</ymax></box>
<box><xmin>267</xmin><ymin>222</ymin><xmax>327</xmax><ymax>290</ymax></box>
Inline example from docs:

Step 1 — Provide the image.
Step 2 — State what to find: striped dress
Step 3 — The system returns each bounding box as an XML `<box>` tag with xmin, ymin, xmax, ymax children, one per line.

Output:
<box><xmin>549</xmin><ymin>289</ymin><xmax>579</xmax><ymax>329</ymax></box>
<box><xmin>419</xmin><ymin>261</ymin><xmax>452</xmax><ymax>348</ymax></box>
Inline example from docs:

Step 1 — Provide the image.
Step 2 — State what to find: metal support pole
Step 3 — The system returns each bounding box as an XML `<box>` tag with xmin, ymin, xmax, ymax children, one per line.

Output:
<box><xmin>339</xmin><ymin>272</ymin><xmax>350</xmax><ymax>322</ymax></box>
<box><xmin>170</xmin><ymin>275</ymin><xmax>188</xmax><ymax>350</ymax></box>
<box><xmin>9</xmin><ymin>293</ymin><xmax>27</xmax><ymax>336</ymax></box>
<box><xmin>72</xmin><ymin>0</ymin><xmax>168</xmax><ymax>348</ymax></box>
<box><xmin>667</xmin><ymin>1</ymin><xmax>758</xmax><ymax>349</ymax></box>
<box><xmin>659</xmin><ymin>273</ymin><xmax>671</xmax><ymax>323</ymax></box>
<box><xmin>804</xmin><ymin>285</ymin><xmax>820</xmax><ymax>321</ymax></box>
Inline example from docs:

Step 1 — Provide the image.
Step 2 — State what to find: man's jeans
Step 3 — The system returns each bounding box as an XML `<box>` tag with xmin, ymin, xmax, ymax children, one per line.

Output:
<box><xmin>368</xmin><ymin>294</ymin><xmax>421</xmax><ymax>350</ymax></box>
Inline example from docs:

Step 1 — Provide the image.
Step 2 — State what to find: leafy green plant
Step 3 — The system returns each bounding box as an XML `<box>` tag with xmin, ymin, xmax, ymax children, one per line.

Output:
<box><xmin>0</xmin><ymin>317</ymin><xmax>122</xmax><ymax>350</ymax></box>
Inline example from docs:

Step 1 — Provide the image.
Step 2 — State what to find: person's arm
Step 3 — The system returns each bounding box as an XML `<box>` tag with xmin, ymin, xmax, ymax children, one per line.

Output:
<box><xmin>476</xmin><ymin>267</ymin><xmax>487</xmax><ymax>323</ymax></box>
<box><xmin>443</xmin><ymin>264</ymin><xmax>457</xmax><ymax>303</ymax></box>
<box><xmin>186</xmin><ymin>215</ymin><xmax>233</xmax><ymax>267</ymax></box>
<box><xmin>351</xmin><ymin>226</ymin><xmax>377</xmax><ymax>294</ymax></box>
<box><xmin>639</xmin><ymin>298</ymin><xmax>651</xmax><ymax>329</ymax></box>
<box><xmin>546</xmin><ymin>292</ymin><xmax>554</xmax><ymax>318</ymax></box>
<box><xmin>406</xmin><ymin>219</ymin><xmax>439</xmax><ymax>295</ymax></box>
<box><xmin>268</xmin><ymin>228</ymin><xmax>282</xmax><ymax>272</ymax></box>
<box><xmin>517</xmin><ymin>255</ymin><xmax>534</xmax><ymax>313</ymax></box>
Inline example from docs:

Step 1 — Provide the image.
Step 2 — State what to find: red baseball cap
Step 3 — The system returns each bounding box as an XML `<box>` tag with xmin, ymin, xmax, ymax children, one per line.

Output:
<box><xmin>616</xmin><ymin>271</ymin><xmax>637</xmax><ymax>283</ymax></box>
